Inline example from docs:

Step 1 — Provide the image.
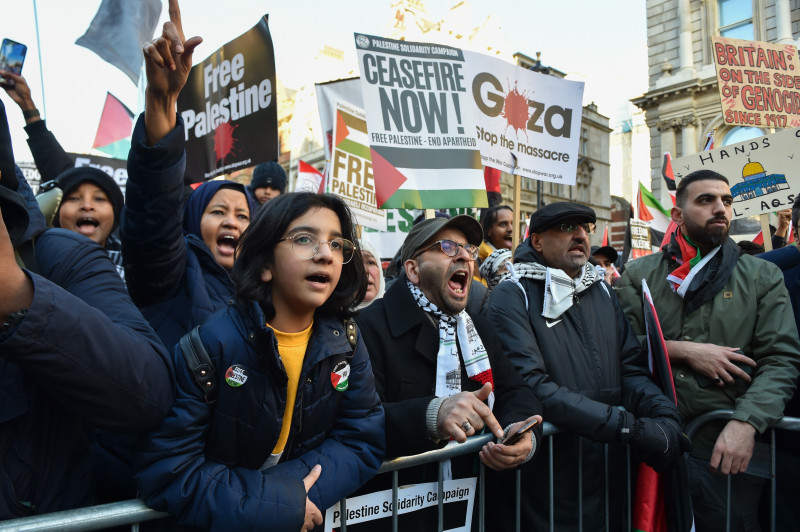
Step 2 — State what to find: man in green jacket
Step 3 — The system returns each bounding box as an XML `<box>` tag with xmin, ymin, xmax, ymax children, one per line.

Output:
<box><xmin>617</xmin><ymin>169</ymin><xmax>800</xmax><ymax>532</ymax></box>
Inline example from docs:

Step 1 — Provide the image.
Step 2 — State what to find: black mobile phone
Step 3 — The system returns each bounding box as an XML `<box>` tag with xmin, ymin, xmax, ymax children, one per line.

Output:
<box><xmin>503</xmin><ymin>418</ymin><xmax>539</xmax><ymax>446</ymax></box>
<box><xmin>0</xmin><ymin>38</ymin><xmax>27</xmax><ymax>86</ymax></box>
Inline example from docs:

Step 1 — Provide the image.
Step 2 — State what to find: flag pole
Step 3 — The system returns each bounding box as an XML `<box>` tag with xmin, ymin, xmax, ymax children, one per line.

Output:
<box><xmin>761</xmin><ymin>127</ymin><xmax>777</xmax><ymax>252</ymax></box>
<box><xmin>32</xmin><ymin>0</ymin><xmax>47</xmax><ymax>119</ymax></box>
<box><xmin>510</xmin><ymin>153</ymin><xmax>520</xmax><ymax>251</ymax></box>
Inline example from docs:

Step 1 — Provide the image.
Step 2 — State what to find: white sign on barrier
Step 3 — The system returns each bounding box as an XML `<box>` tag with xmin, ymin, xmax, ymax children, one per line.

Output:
<box><xmin>324</xmin><ymin>477</ymin><xmax>476</xmax><ymax>532</ymax></box>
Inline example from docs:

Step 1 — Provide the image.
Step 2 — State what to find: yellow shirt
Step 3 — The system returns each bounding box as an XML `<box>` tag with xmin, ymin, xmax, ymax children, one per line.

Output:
<box><xmin>269</xmin><ymin>321</ymin><xmax>312</xmax><ymax>456</ymax></box>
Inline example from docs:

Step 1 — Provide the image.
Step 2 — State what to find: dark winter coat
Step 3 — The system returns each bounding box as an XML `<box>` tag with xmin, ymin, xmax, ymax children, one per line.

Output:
<box><xmin>0</xmin><ymin>171</ymin><xmax>173</xmax><ymax>519</ymax></box>
<box><xmin>356</xmin><ymin>276</ymin><xmax>542</xmax><ymax>531</ymax></box>
<box><xmin>121</xmin><ymin>116</ymin><xmax>252</xmax><ymax>349</ymax></box>
<box><xmin>486</xmin><ymin>239</ymin><xmax>681</xmax><ymax>531</ymax></box>
<box><xmin>135</xmin><ymin>302</ymin><xmax>385</xmax><ymax>531</ymax></box>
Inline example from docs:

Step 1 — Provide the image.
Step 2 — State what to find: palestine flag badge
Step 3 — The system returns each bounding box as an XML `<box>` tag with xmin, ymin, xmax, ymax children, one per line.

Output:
<box><xmin>331</xmin><ymin>360</ymin><xmax>350</xmax><ymax>392</ymax></box>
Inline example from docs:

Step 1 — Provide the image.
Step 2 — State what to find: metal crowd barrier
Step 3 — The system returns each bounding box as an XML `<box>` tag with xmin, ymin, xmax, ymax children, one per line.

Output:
<box><xmin>0</xmin><ymin>420</ymin><xmax>623</xmax><ymax>532</ymax></box>
<box><xmin>684</xmin><ymin>409</ymin><xmax>800</xmax><ymax>532</ymax></box>
<box><xmin>6</xmin><ymin>413</ymin><xmax>798</xmax><ymax>531</ymax></box>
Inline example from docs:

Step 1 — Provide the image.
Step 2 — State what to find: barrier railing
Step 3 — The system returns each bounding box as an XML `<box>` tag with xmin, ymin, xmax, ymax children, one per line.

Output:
<box><xmin>684</xmin><ymin>410</ymin><xmax>800</xmax><ymax>532</ymax></box>
<box><xmin>0</xmin><ymin>423</ymin><xmax>560</xmax><ymax>532</ymax></box>
<box><xmin>8</xmin><ymin>413</ymin><xmax>797</xmax><ymax>531</ymax></box>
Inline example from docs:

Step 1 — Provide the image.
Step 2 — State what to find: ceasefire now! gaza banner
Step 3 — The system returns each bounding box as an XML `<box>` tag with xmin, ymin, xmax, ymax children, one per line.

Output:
<box><xmin>463</xmin><ymin>51</ymin><xmax>584</xmax><ymax>185</ymax></box>
<box><xmin>354</xmin><ymin>34</ymin><xmax>487</xmax><ymax>209</ymax></box>
<box><xmin>178</xmin><ymin>16</ymin><xmax>278</xmax><ymax>181</ymax></box>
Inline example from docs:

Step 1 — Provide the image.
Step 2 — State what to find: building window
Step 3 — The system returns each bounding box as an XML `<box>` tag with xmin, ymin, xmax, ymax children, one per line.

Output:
<box><xmin>718</xmin><ymin>0</ymin><xmax>753</xmax><ymax>40</ymax></box>
<box><xmin>721</xmin><ymin>126</ymin><xmax>763</xmax><ymax>146</ymax></box>
<box><xmin>580</xmin><ymin>128</ymin><xmax>589</xmax><ymax>156</ymax></box>
<box><xmin>576</xmin><ymin>173</ymin><xmax>591</xmax><ymax>203</ymax></box>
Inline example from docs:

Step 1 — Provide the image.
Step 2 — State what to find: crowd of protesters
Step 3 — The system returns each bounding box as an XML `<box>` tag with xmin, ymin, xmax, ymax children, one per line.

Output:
<box><xmin>1</xmin><ymin>2</ymin><xmax>800</xmax><ymax>532</ymax></box>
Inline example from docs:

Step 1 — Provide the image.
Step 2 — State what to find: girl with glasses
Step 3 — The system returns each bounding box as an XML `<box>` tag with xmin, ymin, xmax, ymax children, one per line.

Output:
<box><xmin>136</xmin><ymin>192</ymin><xmax>386</xmax><ymax>531</ymax></box>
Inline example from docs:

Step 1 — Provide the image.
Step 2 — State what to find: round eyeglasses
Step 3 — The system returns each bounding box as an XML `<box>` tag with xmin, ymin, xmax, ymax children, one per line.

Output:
<box><xmin>279</xmin><ymin>233</ymin><xmax>356</xmax><ymax>264</ymax></box>
<box><xmin>414</xmin><ymin>239</ymin><xmax>480</xmax><ymax>261</ymax></box>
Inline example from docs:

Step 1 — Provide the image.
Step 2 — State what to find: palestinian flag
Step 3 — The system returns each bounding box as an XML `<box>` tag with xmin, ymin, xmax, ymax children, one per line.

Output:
<box><xmin>638</xmin><ymin>182</ymin><xmax>672</xmax><ymax>248</ymax></box>
<box><xmin>632</xmin><ymin>280</ymin><xmax>695</xmax><ymax>532</ymax></box>
<box><xmin>296</xmin><ymin>160</ymin><xmax>325</xmax><ymax>194</ymax></box>
<box><xmin>662</xmin><ymin>153</ymin><xmax>676</xmax><ymax>206</ymax></box>
<box><xmin>703</xmin><ymin>128</ymin><xmax>716</xmax><ymax>152</ymax></box>
<box><xmin>92</xmin><ymin>92</ymin><xmax>134</xmax><ymax>160</ymax></box>
<box><xmin>370</xmin><ymin>144</ymin><xmax>487</xmax><ymax>209</ymax></box>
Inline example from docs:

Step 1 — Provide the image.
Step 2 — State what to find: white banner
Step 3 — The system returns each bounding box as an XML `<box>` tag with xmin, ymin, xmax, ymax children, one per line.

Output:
<box><xmin>330</xmin><ymin>100</ymin><xmax>387</xmax><ymax>231</ymax></box>
<box><xmin>463</xmin><ymin>50</ymin><xmax>584</xmax><ymax>185</ymax></box>
<box><xmin>672</xmin><ymin>127</ymin><xmax>800</xmax><ymax>218</ymax></box>
<box><xmin>324</xmin><ymin>477</ymin><xmax>476</xmax><ymax>532</ymax></box>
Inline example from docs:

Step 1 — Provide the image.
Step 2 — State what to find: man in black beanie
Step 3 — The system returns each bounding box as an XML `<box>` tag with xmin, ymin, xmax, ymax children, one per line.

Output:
<box><xmin>249</xmin><ymin>161</ymin><xmax>286</xmax><ymax>204</ymax></box>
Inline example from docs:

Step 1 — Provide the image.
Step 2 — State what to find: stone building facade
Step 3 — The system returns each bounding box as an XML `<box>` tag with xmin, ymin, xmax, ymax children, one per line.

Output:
<box><xmin>634</xmin><ymin>0</ymin><xmax>798</xmax><ymax>210</ymax></box>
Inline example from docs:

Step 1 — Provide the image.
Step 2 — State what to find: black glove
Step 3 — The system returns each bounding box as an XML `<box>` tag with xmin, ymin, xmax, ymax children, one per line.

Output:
<box><xmin>631</xmin><ymin>417</ymin><xmax>692</xmax><ymax>472</ymax></box>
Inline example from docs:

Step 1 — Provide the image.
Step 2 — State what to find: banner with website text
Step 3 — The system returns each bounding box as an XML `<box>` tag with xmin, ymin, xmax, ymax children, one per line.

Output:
<box><xmin>354</xmin><ymin>34</ymin><xmax>487</xmax><ymax>209</ymax></box>
<box><xmin>712</xmin><ymin>36</ymin><xmax>800</xmax><ymax>128</ymax></box>
<box><xmin>178</xmin><ymin>16</ymin><xmax>277</xmax><ymax>181</ymax></box>
<box><xmin>463</xmin><ymin>51</ymin><xmax>584</xmax><ymax>185</ymax></box>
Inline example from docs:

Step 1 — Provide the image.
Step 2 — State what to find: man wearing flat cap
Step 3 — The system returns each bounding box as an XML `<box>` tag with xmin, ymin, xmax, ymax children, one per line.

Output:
<box><xmin>356</xmin><ymin>215</ymin><xmax>543</xmax><ymax>531</ymax></box>
<box><xmin>487</xmin><ymin>202</ymin><xmax>688</xmax><ymax>531</ymax></box>
<box><xmin>591</xmin><ymin>244</ymin><xmax>619</xmax><ymax>285</ymax></box>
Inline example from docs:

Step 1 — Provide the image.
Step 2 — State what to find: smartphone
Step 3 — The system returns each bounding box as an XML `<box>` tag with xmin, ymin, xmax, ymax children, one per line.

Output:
<box><xmin>0</xmin><ymin>38</ymin><xmax>27</xmax><ymax>86</ymax></box>
<box><xmin>503</xmin><ymin>418</ymin><xmax>539</xmax><ymax>446</ymax></box>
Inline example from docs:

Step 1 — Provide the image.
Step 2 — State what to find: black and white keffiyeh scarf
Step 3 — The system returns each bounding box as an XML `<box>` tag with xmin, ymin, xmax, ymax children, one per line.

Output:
<box><xmin>498</xmin><ymin>262</ymin><xmax>601</xmax><ymax>318</ymax></box>
<box><xmin>407</xmin><ymin>281</ymin><xmax>494</xmax><ymax>400</ymax></box>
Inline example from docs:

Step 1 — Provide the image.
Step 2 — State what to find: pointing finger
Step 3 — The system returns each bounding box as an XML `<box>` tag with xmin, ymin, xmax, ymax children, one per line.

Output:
<box><xmin>168</xmin><ymin>0</ymin><xmax>185</xmax><ymax>42</ymax></box>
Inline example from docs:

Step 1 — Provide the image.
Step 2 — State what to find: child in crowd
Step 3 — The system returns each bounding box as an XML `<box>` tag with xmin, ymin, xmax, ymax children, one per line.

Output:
<box><xmin>135</xmin><ymin>192</ymin><xmax>386</xmax><ymax>531</ymax></box>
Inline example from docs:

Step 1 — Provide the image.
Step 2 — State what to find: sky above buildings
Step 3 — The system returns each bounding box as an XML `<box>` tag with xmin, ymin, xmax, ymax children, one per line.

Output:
<box><xmin>0</xmin><ymin>0</ymin><xmax>647</xmax><ymax>161</ymax></box>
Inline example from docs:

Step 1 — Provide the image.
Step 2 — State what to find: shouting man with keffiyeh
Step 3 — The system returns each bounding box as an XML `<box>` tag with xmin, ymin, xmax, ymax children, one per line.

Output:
<box><xmin>618</xmin><ymin>169</ymin><xmax>800</xmax><ymax>532</ymax></box>
<box><xmin>488</xmin><ymin>201</ymin><xmax>688</xmax><ymax>532</ymax></box>
<box><xmin>356</xmin><ymin>214</ymin><xmax>542</xmax><ymax>532</ymax></box>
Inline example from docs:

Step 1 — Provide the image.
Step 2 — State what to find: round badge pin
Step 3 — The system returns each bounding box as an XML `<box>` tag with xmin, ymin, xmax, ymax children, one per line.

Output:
<box><xmin>225</xmin><ymin>365</ymin><xmax>248</xmax><ymax>387</ymax></box>
<box><xmin>330</xmin><ymin>360</ymin><xmax>350</xmax><ymax>392</ymax></box>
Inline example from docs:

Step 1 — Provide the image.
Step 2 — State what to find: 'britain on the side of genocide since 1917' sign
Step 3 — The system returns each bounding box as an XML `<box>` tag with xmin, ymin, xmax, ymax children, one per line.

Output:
<box><xmin>671</xmin><ymin>127</ymin><xmax>800</xmax><ymax>218</ymax></box>
<box><xmin>354</xmin><ymin>34</ymin><xmax>487</xmax><ymax>209</ymax></box>
<box><xmin>712</xmin><ymin>36</ymin><xmax>800</xmax><ymax>129</ymax></box>
<box><xmin>178</xmin><ymin>16</ymin><xmax>278</xmax><ymax>181</ymax></box>
<box><xmin>463</xmin><ymin>51</ymin><xmax>584</xmax><ymax>186</ymax></box>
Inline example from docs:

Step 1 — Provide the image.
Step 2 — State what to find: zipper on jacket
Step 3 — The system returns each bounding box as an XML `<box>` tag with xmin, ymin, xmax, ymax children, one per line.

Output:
<box><xmin>284</xmin><ymin>376</ymin><xmax>313</xmax><ymax>460</ymax></box>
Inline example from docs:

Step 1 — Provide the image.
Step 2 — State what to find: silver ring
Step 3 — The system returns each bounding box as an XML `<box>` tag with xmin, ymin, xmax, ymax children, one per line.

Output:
<box><xmin>713</xmin><ymin>376</ymin><xmax>722</xmax><ymax>383</ymax></box>
<box><xmin>462</xmin><ymin>421</ymin><xmax>473</xmax><ymax>433</ymax></box>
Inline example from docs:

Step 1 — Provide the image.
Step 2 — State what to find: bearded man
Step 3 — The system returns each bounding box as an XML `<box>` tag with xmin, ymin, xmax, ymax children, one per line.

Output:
<box><xmin>617</xmin><ymin>169</ymin><xmax>800</xmax><ymax>532</ymax></box>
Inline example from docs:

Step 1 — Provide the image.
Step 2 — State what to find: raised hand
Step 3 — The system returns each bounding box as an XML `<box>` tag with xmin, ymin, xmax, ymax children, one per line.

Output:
<box><xmin>142</xmin><ymin>0</ymin><xmax>202</xmax><ymax>144</ymax></box>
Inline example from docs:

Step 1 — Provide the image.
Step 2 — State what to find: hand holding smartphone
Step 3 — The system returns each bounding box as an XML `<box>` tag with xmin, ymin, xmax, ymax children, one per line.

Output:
<box><xmin>502</xmin><ymin>417</ymin><xmax>539</xmax><ymax>446</ymax></box>
<box><xmin>0</xmin><ymin>39</ymin><xmax>27</xmax><ymax>87</ymax></box>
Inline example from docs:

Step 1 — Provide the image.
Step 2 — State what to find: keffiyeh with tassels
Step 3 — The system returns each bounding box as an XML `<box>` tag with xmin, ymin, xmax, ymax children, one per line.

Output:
<box><xmin>406</xmin><ymin>281</ymin><xmax>494</xmax><ymax>400</ymax></box>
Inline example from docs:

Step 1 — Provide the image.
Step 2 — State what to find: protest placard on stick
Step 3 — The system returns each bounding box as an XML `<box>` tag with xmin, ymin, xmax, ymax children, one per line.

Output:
<box><xmin>712</xmin><ymin>36</ymin><xmax>800</xmax><ymax>129</ymax></box>
<box><xmin>463</xmin><ymin>51</ymin><xmax>584</xmax><ymax>186</ymax></box>
<box><xmin>354</xmin><ymin>34</ymin><xmax>487</xmax><ymax>209</ymax></box>
<box><xmin>178</xmin><ymin>16</ymin><xmax>277</xmax><ymax>181</ymax></box>
<box><xmin>671</xmin><ymin>127</ymin><xmax>800</xmax><ymax>219</ymax></box>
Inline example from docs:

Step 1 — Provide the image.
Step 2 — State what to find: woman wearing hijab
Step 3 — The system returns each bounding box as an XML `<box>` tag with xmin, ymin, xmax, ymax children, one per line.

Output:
<box><xmin>121</xmin><ymin>111</ymin><xmax>257</xmax><ymax>349</ymax></box>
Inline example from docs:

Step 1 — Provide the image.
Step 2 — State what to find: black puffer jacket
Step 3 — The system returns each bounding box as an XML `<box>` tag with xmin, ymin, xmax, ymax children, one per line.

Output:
<box><xmin>486</xmin><ymin>239</ymin><xmax>680</xmax><ymax>531</ymax></box>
